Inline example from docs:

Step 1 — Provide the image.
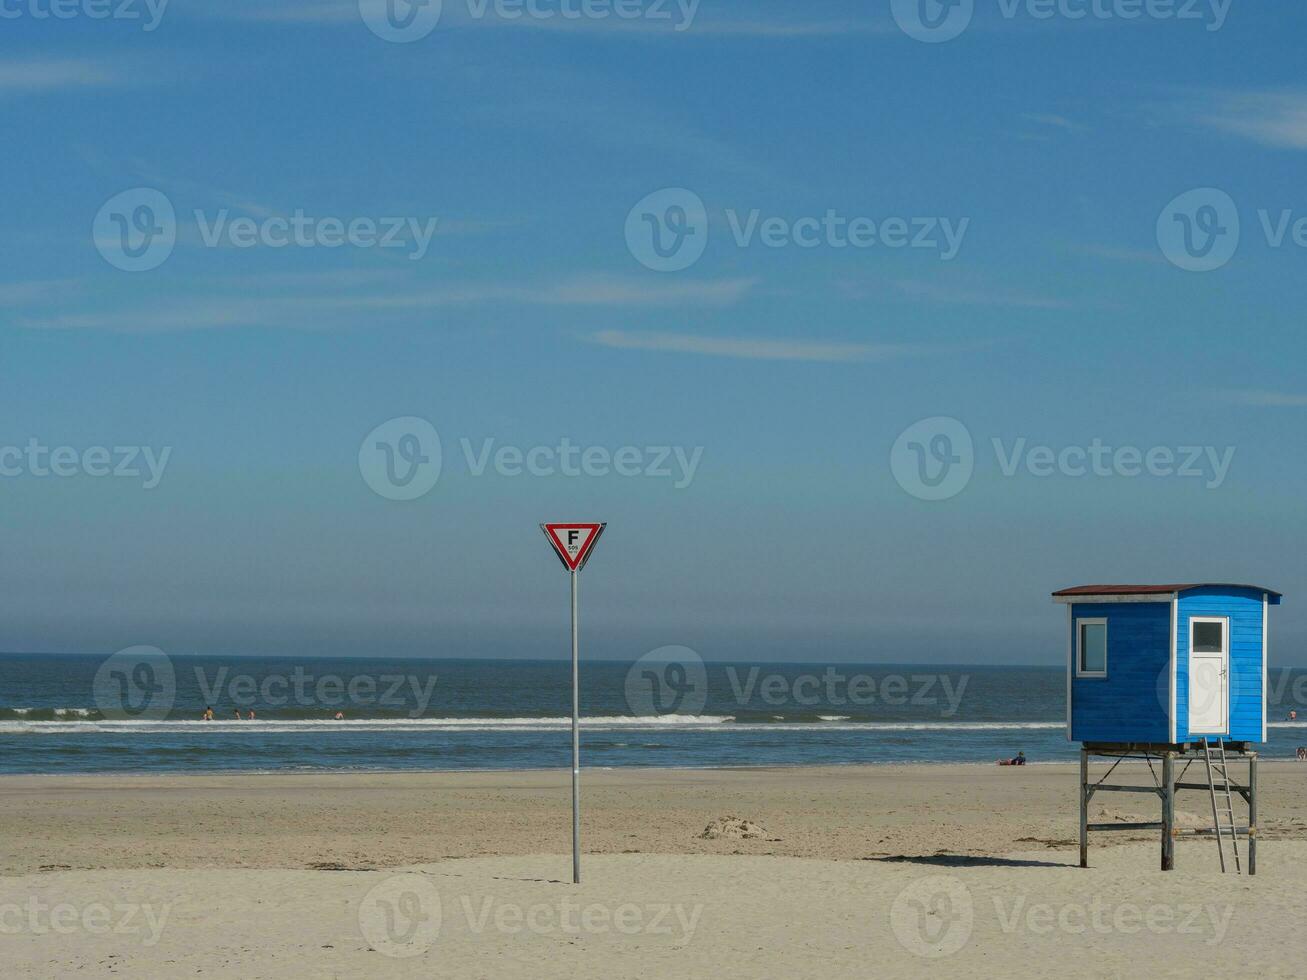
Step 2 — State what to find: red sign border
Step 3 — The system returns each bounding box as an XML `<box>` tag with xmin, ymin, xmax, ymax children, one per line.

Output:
<box><xmin>541</xmin><ymin>522</ymin><xmax>606</xmax><ymax>572</ymax></box>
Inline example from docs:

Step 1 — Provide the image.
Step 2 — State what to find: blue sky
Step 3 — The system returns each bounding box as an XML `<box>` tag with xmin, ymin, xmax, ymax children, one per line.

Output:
<box><xmin>2</xmin><ymin>0</ymin><xmax>1306</xmax><ymax>663</ymax></box>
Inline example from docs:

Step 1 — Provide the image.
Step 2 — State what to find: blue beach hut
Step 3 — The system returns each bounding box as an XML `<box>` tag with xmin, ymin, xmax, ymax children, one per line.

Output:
<box><xmin>1053</xmin><ymin>584</ymin><xmax>1282</xmax><ymax>745</ymax></box>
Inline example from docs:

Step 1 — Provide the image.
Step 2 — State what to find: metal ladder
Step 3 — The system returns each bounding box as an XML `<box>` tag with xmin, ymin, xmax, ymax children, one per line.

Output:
<box><xmin>1202</xmin><ymin>737</ymin><xmax>1242</xmax><ymax>874</ymax></box>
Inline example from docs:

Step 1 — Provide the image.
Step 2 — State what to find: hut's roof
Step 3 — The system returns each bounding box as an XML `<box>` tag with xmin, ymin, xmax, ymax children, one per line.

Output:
<box><xmin>1053</xmin><ymin>584</ymin><xmax>1283</xmax><ymax>600</ymax></box>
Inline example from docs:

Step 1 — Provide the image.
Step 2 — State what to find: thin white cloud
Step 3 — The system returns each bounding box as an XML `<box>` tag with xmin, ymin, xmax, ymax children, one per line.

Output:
<box><xmin>1196</xmin><ymin>90</ymin><xmax>1307</xmax><ymax>150</ymax></box>
<box><xmin>18</xmin><ymin>306</ymin><xmax>270</xmax><ymax>332</ymax></box>
<box><xmin>0</xmin><ymin>280</ymin><xmax>77</xmax><ymax>306</ymax></box>
<box><xmin>541</xmin><ymin>275</ymin><xmax>755</xmax><ymax>307</ymax></box>
<box><xmin>892</xmin><ymin>278</ymin><xmax>1070</xmax><ymax>310</ymax></box>
<box><xmin>125</xmin><ymin>162</ymin><xmax>519</xmax><ymax>233</ymax></box>
<box><xmin>1020</xmin><ymin>113</ymin><xmax>1083</xmax><ymax>133</ymax></box>
<box><xmin>1070</xmin><ymin>244</ymin><xmax>1168</xmax><ymax>266</ymax></box>
<box><xmin>12</xmin><ymin>275</ymin><xmax>754</xmax><ymax>331</ymax></box>
<box><xmin>14</xmin><ymin>292</ymin><xmax>452</xmax><ymax>332</ymax></box>
<box><xmin>0</xmin><ymin>59</ymin><xmax>120</xmax><ymax>93</ymax></box>
<box><xmin>348</xmin><ymin>275</ymin><xmax>755</xmax><ymax>309</ymax></box>
<box><xmin>683</xmin><ymin>19</ymin><xmax>891</xmax><ymax>37</ymax></box>
<box><xmin>587</xmin><ymin>329</ymin><xmax>946</xmax><ymax>363</ymax></box>
<box><xmin>129</xmin><ymin>169</ymin><xmax>281</xmax><ymax>222</ymax></box>
<box><xmin>471</xmin><ymin>85</ymin><xmax>775</xmax><ymax>184</ymax></box>
<box><xmin>199</xmin><ymin>269</ymin><xmax>408</xmax><ymax>288</ymax></box>
<box><xmin>211</xmin><ymin>0</ymin><xmax>357</xmax><ymax>22</ymax></box>
<box><xmin>322</xmin><ymin>275</ymin><xmax>754</xmax><ymax>309</ymax></box>
<box><xmin>210</xmin><ymin>0</ymin><xmax>888</xmax><ymax>36</ymax></box>
<box><xmin>433</xmin><ymin>217</ymin><xmax>523</xmax><ymax>236</ymax></box>
<box><xmin>1222</xmin><ymin>389</ymin><xmax>1307</xmax><ymax>408</ymax></box>
<box><xmin>460</xmin><ymin>13</ymin><xmax>889</xmax><ymax>37</ymax></box>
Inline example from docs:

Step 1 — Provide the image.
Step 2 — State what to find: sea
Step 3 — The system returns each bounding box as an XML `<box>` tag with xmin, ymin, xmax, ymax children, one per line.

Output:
<box><xmin>2</xmin><ymin>653</ymin><xmax>1305</xmax><ymax>774</ymax></box>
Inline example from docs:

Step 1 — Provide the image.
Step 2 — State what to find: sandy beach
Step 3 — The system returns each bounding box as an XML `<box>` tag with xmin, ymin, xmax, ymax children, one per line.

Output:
<box><xmin>3</xmin><ymin>764</ymin><xmax>1306</xmax><ymax>977</ymax></box>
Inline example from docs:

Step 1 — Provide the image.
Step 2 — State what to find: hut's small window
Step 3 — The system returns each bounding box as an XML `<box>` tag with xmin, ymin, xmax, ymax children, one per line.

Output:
<box><xmin>1193</xmin><ymin>620</ymin><xmax>1226</xmax><ymax>654</ymax></box>
<box><xmin>1078</xmin><ymin>620</ymin><xmax>1108</xmax><ymax>676</ymax></box>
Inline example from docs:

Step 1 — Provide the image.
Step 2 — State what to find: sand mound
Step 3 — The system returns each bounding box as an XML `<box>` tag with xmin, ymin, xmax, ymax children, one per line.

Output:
<box><xmin>699</xmin><ymin>816</ymin><xmax>768</xmax><ymax>840</ymax></box>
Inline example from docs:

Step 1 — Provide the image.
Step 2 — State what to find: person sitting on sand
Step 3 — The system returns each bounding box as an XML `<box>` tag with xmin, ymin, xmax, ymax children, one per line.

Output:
<box><xmin>998</xmin><ymin>751</ymin><xmax>1026</xmax><ymax>767</ymax></box>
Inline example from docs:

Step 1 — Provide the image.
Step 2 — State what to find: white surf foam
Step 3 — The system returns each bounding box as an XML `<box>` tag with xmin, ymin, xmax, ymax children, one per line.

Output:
<box><xmin>0</xmin><ymin>717</ymin><xmax>1068</xmax><ymax>735</ymax></box>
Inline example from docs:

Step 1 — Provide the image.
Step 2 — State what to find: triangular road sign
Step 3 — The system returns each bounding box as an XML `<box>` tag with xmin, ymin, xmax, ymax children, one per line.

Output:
<box><xmin>541</xmin><ymin>522</ymin><xmax>606</xmax><ymax>572</ymax></box>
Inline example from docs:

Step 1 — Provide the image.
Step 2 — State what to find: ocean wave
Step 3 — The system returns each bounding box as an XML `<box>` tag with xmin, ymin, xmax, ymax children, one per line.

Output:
<box><xmin>0</xmin><ymin>717</ymin><xmax>1068</xmax><ymax>735</ymax></box>
<box><xmin>0</xmin><ymin>707</ymin><xmax>96</xmax><ymax>721</ymax></box>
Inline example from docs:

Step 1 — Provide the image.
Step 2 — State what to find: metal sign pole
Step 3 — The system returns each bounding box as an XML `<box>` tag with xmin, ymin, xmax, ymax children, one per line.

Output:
<box><xmin>571</xmin><ymin>567</ymin><xmax>581</xmax><ymax>885</ymax></box>
<box><xmin>539</xmin><ymin>522</ymin><xmax>604</xmax><ymax>887</ymax></box>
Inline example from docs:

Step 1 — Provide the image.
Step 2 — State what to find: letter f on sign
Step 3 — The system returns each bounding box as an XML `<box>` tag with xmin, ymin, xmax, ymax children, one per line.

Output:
<box><xmin>541</xmin><ymin>523</ymin><xmax>606</xmax><ymax>572</ymax></box>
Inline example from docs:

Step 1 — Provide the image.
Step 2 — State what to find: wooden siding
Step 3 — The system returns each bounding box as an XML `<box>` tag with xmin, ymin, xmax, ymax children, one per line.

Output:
<box><xmin>1175</xmin><ymin>587</ymin><xmax>1266</xmax><ymax>742</ymax></box>
<box><xmin>1069</xmin><ymin>602</ymin><xmax>1171</xmax><ymax>743</ymax></box>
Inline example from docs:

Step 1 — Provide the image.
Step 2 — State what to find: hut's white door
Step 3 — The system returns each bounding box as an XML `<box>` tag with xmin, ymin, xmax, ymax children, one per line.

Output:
<box><xmin>1188</xmin><ymin>617</ymin><xmax>1229</xmax><ymax>735</ymax></box>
